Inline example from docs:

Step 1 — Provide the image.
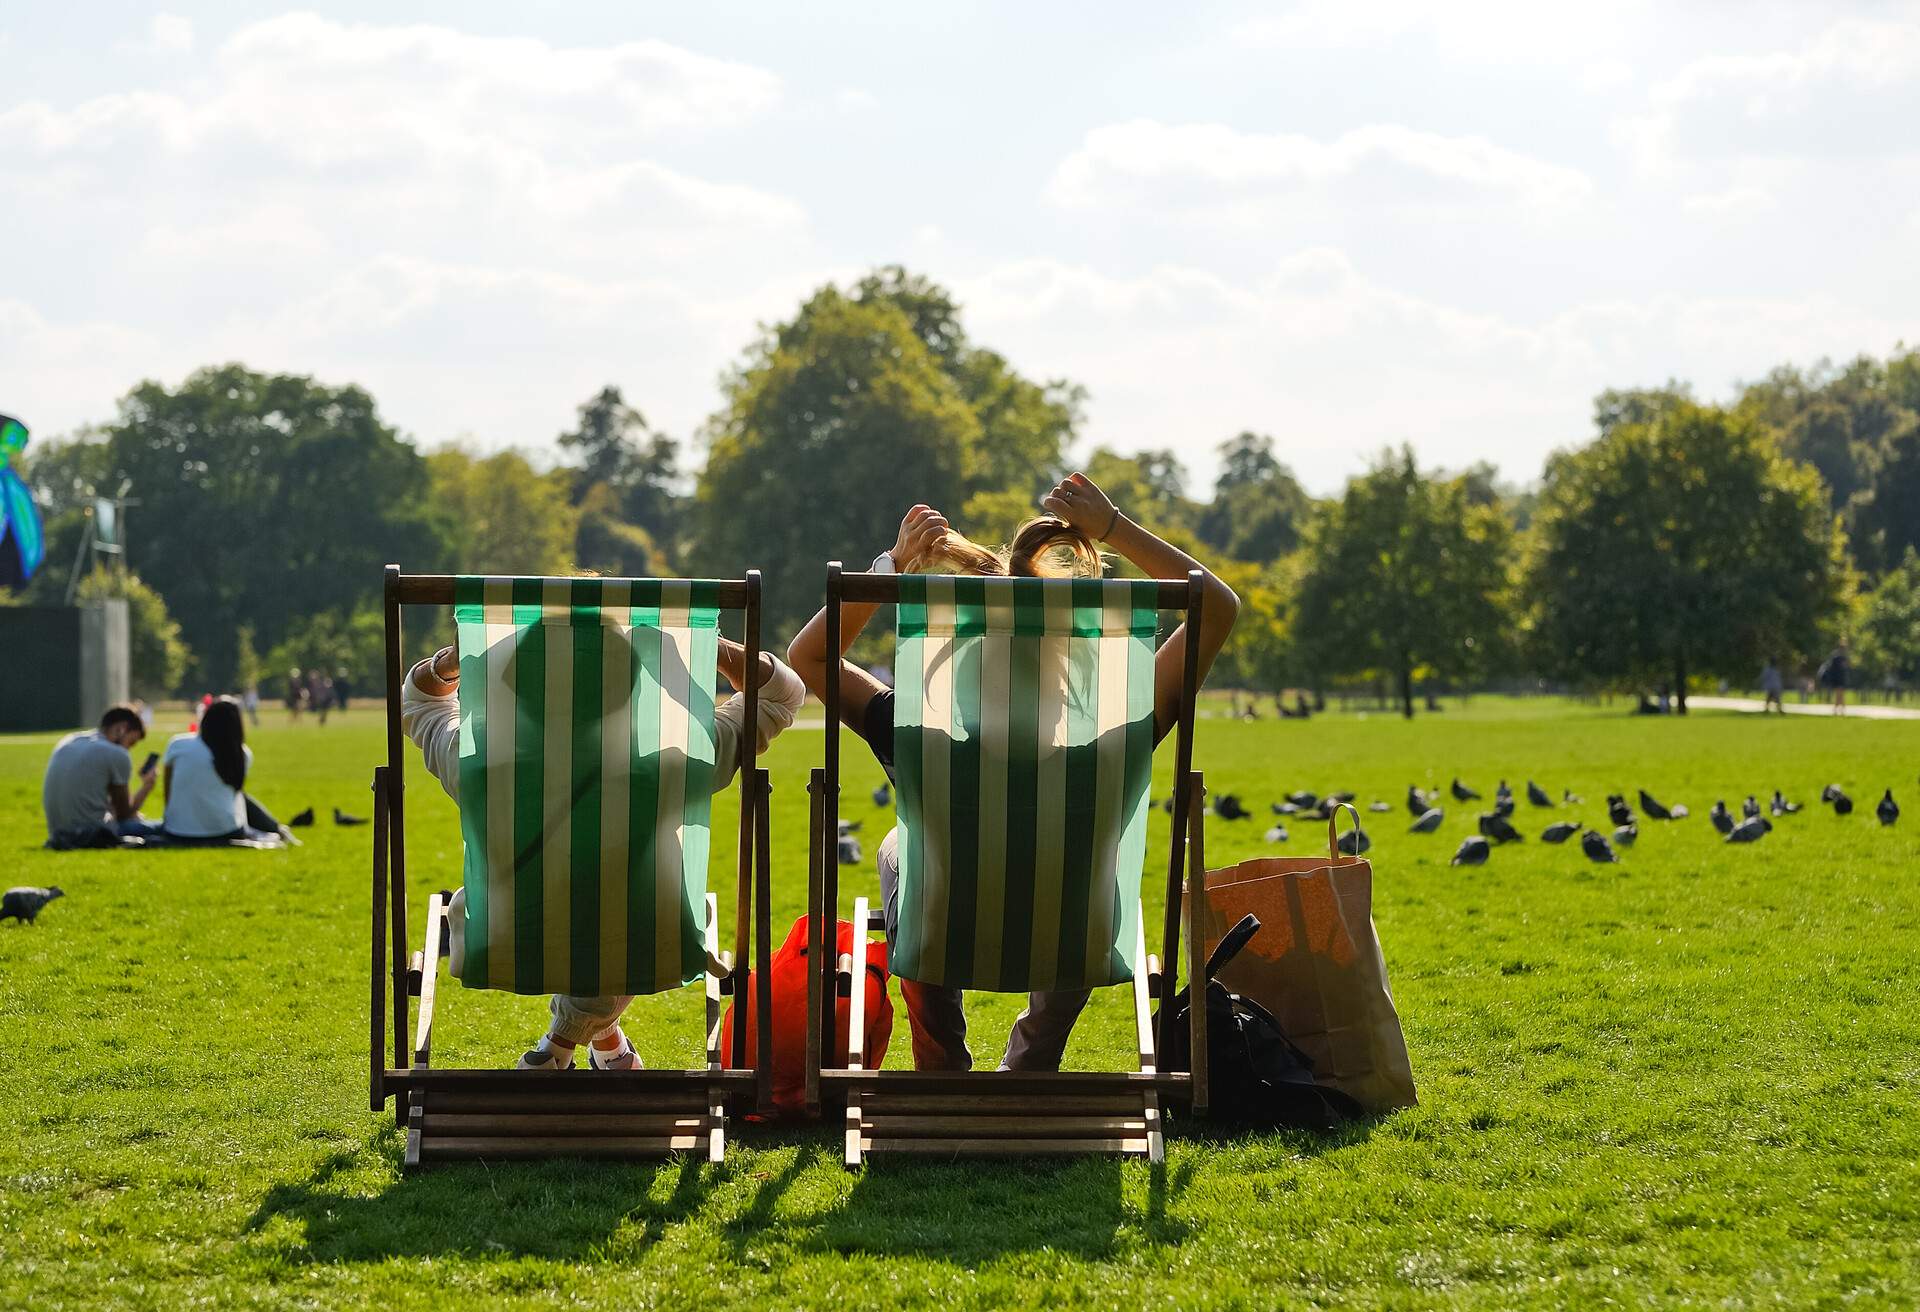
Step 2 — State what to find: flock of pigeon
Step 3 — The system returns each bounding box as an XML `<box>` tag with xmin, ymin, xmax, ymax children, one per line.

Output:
<box><xmin>1204</xmin><ymin>775</ymin><xmax>1903</xmax><ymax>868</ymax></box>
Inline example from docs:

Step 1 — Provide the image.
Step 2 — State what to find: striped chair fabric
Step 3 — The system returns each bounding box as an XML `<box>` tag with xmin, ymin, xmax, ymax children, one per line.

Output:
<box><xmin>452</xmin><ymin>576</ymin><xmax>722</xmax><ymax>997</ymax></box>
<box><xmin>891</xmin><ymin>575</ymin><xmax>1160</xmax><ymax>991</ymax></box>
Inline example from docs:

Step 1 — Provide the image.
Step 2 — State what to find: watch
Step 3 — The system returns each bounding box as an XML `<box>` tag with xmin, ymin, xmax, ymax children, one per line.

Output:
<box><xmin>869</xmin><ymin>550</ymin><xmax>897</xmax><ymax>576</ymax></box>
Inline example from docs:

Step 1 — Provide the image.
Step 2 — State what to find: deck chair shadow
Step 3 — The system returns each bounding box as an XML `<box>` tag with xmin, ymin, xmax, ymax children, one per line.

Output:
<box><xmin>808</xmin><ymin>567</ymin><xmax>1215</xmax><ymax>1166</ymax></box>
<box><xmin>370</xmin><ymin>568</ymin><xmax>776</xmax><ymax>1169</ymax></box>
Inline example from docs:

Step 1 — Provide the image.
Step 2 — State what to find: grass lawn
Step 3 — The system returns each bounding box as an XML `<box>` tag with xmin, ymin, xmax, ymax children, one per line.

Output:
<box><xmin>1</xmin><ymin>697</ymin><xmax>1916</xmax><ymax>1310</ymax></box>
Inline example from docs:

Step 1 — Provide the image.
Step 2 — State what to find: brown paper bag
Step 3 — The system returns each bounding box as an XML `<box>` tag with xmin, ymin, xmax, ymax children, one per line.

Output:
<box><xmin>1197</xmin><ymin>806</ymin><xmax>1417</xmax><ymax>1111</ymax></box>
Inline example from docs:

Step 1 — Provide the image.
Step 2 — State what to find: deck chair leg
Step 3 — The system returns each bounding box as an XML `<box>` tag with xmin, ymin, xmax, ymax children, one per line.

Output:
<box><xmin>1133</xmin><ymin>916</ymin><xmax>1166</xmax><ymax>1165</ymax></box>
<box><xmin>844</xmin><ymin>896</ymin><xmax>872</xmax><ymax>1169</ymax></box>
<box><xmin>704</xmin><ymin>891</ymin><xmax>726</xmax><ymax>1165</ymax></box>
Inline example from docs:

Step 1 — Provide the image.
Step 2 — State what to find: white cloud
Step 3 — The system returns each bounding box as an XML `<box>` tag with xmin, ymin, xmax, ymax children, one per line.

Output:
<box><xmin>1680</xmin><ymin>185</ymin><xmax>1775</xmax><ymax>217</ymax></box>
<box><xmin>149</xmin><ymin>13</ymin><xmax>194</xmax><ymax>54</ymax></box>
<box><xmin>1048</xmin><ymin>119</ymin><xmax>1592</xmax><ymax>218</ymax></box>
<box><xmin>957</xmin><ymin>251</ymin><xmax>1911</xmax><ymax>490</ymax></box>
<box><xmin>1619</xmin><ymin>17</ymin><xmax>1920</xmax><ymax>170</ymax></box>
<box><xmin>833</xmin><ymin>87</ymin><xmax>878</xmax><ymax>113</ymax></box>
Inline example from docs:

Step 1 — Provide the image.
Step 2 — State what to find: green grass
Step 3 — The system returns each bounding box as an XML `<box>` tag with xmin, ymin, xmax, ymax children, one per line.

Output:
<box><xmin>2</xmin><ymin>700</ymin><xmax>1916</xmax><ymax>1310</ymax></box>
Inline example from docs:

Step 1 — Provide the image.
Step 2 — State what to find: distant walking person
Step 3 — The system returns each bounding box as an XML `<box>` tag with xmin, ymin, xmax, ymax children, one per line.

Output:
<box><xmin>42</xmin><ymin>705</ymin><xmax>160</xmax><ymax>847</ymax></box>
<box><xmin>284</xmin><ymin>668</ymin><xmax>305</xmax><ymax>722</ymax></box>
<box><xmin>333</xmin><ymin>668</ymin><xmax>352</xmax><ymax>714</ymax></box>
<box><xmin>1759</xmin><ymin>658</ymin><xmax>1785</xmax><ymax>714</ymax></box>
<box><xmin>307</xmin><ymin>669</ymin><xmax>334</xmax><ymax>726</ymax></box>
<box><xmin>1818</xmin><ymin>642</ymin><xmax>1851</xmax><ymax>716</ymax></box>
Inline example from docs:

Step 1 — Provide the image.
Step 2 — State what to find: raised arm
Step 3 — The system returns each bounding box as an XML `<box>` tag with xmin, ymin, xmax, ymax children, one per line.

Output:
<box><xmin>786</xmin><ymin>504</ymin><xmax>950</xmax><ymax>723</ymax></box>
<box><xmin>1042</xmin><ymin>471</ymin><xmax>1240</xmax><ymax>742</ymax></box>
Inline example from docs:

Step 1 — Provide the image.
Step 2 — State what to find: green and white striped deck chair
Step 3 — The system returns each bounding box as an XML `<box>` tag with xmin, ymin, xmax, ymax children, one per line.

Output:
<box><xmin>812</xmin><ymin>567</ymin><xmax>1215</xmax><ymax>1166</ymax></box>
<box><xmin>372</xmin><ymin>569</ymin><xmax>775</xmax><ymax>1170</ymax></box>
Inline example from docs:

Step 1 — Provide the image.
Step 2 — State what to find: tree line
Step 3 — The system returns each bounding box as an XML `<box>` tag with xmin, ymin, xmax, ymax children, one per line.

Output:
<box><xmin>8</xmin><ymin>265</ymin><xmax>1918</xmax><ymax>714</ymax></box>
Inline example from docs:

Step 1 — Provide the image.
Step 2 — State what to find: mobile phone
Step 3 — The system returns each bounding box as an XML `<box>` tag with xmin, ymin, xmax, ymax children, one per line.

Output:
<box><xmin>140</xmin><ymin>752</ymin><xmax>160</xmax><ymax>775</ymax></box>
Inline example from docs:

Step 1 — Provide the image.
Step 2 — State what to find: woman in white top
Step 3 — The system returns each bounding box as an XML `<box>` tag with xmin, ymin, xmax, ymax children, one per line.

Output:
<box><xmin>161</xmin><ymin>696</ymin><xmax>288</xmax><ymax>841</ymax></box>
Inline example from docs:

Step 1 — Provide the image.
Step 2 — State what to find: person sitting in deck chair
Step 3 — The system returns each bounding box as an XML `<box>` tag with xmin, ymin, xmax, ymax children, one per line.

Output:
<box><xmin>403</xmin><ymin>632</ymin><xmax>805</xmax><ymax>1072</ymax></box>
<box><xmin>787</xmin><ymin>472</ymin><xmax>1238</xmax><ymax>1072</ymax></box>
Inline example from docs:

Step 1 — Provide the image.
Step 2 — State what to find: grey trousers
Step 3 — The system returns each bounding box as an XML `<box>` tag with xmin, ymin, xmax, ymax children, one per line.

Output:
<box><xmin>877</xmin><ymin>828</ymin><xmax>1091</xmax><ymax>1072</ymax></box>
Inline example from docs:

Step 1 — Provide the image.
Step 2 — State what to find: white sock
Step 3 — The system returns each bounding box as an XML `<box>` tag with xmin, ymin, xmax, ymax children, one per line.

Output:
<box><xmin>537</xmin><ymin>1035</ymin><xmax>576</xmax><ymax>1059</ymax></box>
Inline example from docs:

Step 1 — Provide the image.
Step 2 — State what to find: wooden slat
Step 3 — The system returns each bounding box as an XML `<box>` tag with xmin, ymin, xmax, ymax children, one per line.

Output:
<box><xmin>388</xmin><ymin>1068</ymin><xmax>754</xmax><ymax>1093</ymax></box>
<box><xmin>820</xmin><ymin>1068</ymin><xmax>1182</xmax><ymax>1095</ymax></box>
<box><xmin>419</xmin><ymin>1092</ymin><xmax>708</xmax><ymax>1115</ymax></box>
<box><xmin>859</xmin><ymin>1094</ymin><xmax>1148</xmax><ymax>1116</ymax></box>
<box><xmin>864</xmin><ymin>1137</ymin><xmax>1153</xmax><ymax>1157</ymax></box>
<box><xmin>393</xmin><ymin>574</ymin><xmax>751</xmax><ymax>608</ymax></box>
<box><xmin>422</xmin><ymin>1113</ymin><xmax>707</xmax><ymax>1135</ymax></box>
<box><xmin>863</xmin><ymin>1115</ymin><xmax>1149</xmax><ymax>1136</ymax></box>
<box><xmin>421</xmin><ymin>1136</ymin><xmax>706</xmax><ymax>1159</ymax></box>
<box><xmin>834</xmin><ymin>572</ymin><xmax>1191</xmax><ymax>608</ymax></box>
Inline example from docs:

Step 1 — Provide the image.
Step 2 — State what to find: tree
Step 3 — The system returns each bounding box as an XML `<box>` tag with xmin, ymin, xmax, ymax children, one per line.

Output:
<box><xmin>76</xmin><ymin>569</ymin><xmax>191</xmax><ymax>698</ymax></box>
<box><xmin>695</xmin><ymin>287</ymin><xmax>981</xmax><ymax>637</ymax></box>
<box><xmin>557</xmin><ymin>385</ymin><xmax>681</xmax><ymax>568</ymax></box>
<box><xmin>233</xmin><ymin>624</ymin><xmax>262</xmax><ymax>694</ymax></box>
<box><xmin>1593</xmin><ymin>382</ymin><xmax>1692</xmax><ymax>437</ymax></box>
<box><xmin>94</xmin><ymin>365</ymin><xmax>447</xmax><ymax>687</ymax></box>
<box><xmin>1853</xmin><ymin>548</ymin><xmax>1920</xmax><ymax>687</ymax></box>
<box><xmin>1293</xmin><ymin>447</ymin><xmax>1512</xmax><ymax>717</ymax></box>
<box><xmin>1847</xmin><ymin>414</ymin><xmax>1920</xmax><ymax>574</ymax></box>
<box><xmin>1528</xmin><ymin>402</ymin><xmax>1850</xmax><ymax>712</ymax></box>
<box><xmin>1197</xmin><ymin>432</ymin><xmax>1312</xmax><ymax>564</ymax></box>
<box><xmin>426</xmin><ymin>447</ymin><xmax>579</xmax><ymax>576</ymax></box>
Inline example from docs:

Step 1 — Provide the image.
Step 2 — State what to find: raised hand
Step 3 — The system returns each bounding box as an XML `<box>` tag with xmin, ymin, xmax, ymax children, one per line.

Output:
<box><xmin>1041</xmin><ymin>472</ymin><xmax>1119</xmax><ymax>540</ymax></box>
<box><xmin>890</xmin><ymin>503</ymin><xmax>950</xmax><ymax>569</ymax></box>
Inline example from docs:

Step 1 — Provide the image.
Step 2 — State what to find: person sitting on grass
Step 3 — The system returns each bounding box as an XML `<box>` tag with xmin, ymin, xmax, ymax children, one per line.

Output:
<box><xmin>158</xmin><ymin>696</ymin><xmax>294</xmax><ymax>844</ymax></box>
<box><xmin>42</xmin><ymin>704</ymin><xmax>159</xmax><ymax>848</ymax></box>
<box><xmin>402</xmin><ymin>631</ymin><xmax>806</xmax><ymax>1072</ymax></box>
<box><xmin>786</xmin><ymin>472</ymin><xmax>1239</xmax><ymax>1073</ymax></box>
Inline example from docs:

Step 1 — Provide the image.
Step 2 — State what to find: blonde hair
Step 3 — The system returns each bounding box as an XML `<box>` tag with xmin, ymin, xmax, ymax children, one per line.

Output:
<box><xmin>910</xmin><ymin>516</ymin><xmax>1102</xmax><ymax>579</ymax></box>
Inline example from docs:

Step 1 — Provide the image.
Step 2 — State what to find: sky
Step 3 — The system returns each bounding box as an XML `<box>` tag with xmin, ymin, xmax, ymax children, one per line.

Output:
<box><xmin>3</xmin><ymin>2</ymin><xmax>1919</xmax><ymax>494</ymax></box>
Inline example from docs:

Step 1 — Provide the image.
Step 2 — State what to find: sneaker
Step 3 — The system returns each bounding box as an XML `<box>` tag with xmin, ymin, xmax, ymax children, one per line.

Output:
<box><xmin>514</xmin><ymin>1040</ymin><xmax>575</xmax><ymax>1071</ymax></box>
<box><xmin>587</xmin><ymin>1029</ymin><xmax>643</xmax><ymax>1071</ymax></box>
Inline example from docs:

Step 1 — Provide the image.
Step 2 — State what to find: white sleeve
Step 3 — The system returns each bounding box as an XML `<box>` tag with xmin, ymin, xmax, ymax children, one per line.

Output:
<box><xmin>711</xmin><ymin>655</ymin><xmax>807</xmax><ymax>787</ymax></box>
<box><xmin>400</xmin><ymin>670</ymin><xmax>462</xmax><ymax>802</ymax></box>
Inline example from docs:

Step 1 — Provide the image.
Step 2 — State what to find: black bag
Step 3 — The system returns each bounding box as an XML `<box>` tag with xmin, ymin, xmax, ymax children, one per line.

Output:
<box><xmin>1157</xmin><ymin>913</ymin><xmax>1364</xmax><ymax>1130</ymax></box>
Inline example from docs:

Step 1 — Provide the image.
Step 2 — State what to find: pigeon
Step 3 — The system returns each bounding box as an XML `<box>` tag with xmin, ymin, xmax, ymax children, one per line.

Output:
<box><xmin>333</xmin><ymin>807</ymin><xmax>368</xmax><ymax>826</ymax></box>
<box><xmin>1406</xmin><ymin>785</ymin><xmax>1431</xmax><ymax>817</ymax></box>
<box><xmin>1286</xmin><ymin>790</ymin><xmax>1318</xmax><ymax>808</ymax></box>
<box><xmin>1878</xmin><ymin>790</ymin><xmax>1900</xmax><ymax>826</ymax></box>
<box><xmin>1831</xmin><ymin>790</ymin><xmax>1854</xmax><ymax>816</ymax></box>
<box><xmin>1409</xmin><ymin>807</ymin><xmax>1444</xmax><ymax>833</ymax></box>
<box><xmin>1479</xmin><ymin>812</ymin><xmax>1524</xmax><ymax>844</ymax></box>
<box><xmin>1327</xmin><ymin>791</ymin><xmax>1358</xmax><ymax>804</ymax></box>
<box><xmin>1336</xmin><ymin>826</ymin><xmax>1371</xmax><ymax>856</ymax></box>
<box><xmin>1369</xmin><ymin>800</ymin><xmax>1393</xmax><ymax>813</ymax></box>
<box><xmin>1670</xmin><ymin>803</ymin><xmax>1690</xmax><ymax>819</ymax></box>
<box><xmin>1770</xmin><ymin>790</ymin><xmax>1802</xmax><ymax>816</ymax></box>
<box><xmin>1542</xmin><ymin>821</ymin><xmax>1582</xmax><ymax>844</ymax></box>
<box><xmin>1527</xmin><ymin>780</ymin><xmax>1554</xmax><ymax>808</ymax></box>
<box><xmin>1820</xmin><ymin>783</ymin><xmax>1841</xmax><ymax>802</ymax></box>
<box><xmin>1450</xmin><ymin>836</ymin><xmax>1490</xmax><ymax>866</ymax></box>
<box><xmin>1492</xmin><ymin>797</ymin><xmax>1517</xmax><ymax>819</ymax></box>
<box><xmin>1263</xmin><ymin>824</ymin><xmax>1289</xmax><ymax>843</ymax></box>
<box><xmin>838</xmin><ymin>834</ymin><xmax>863</xmax><ymax>865</ymax></box>
<box><xmin>1451</xmin><ymin>778</ymin><xmax>1481</xmax><ymax>801</ymax></box>
<box><xmin>1638</xmin><ymin>789</ymin><xmax>1674</xmax><ymax>820</ymax></box>
<box><xmin>1725</xmin><ymin>815</ymin><xmax>1771</xmax><ymax>843</ymax></box>
<box><xmin>1495</xmin><ymin>780</ymin><xmax>1514</xmax><ymax>805</ymax></box>
<box><xmin>839</xmin><ymin>818</ymin><xmax>862</xmax><ymax>836</ymax></box>
<box><xmin>1564</xmin><ymin>789</ymin><xmax>1584</xmax><ymax>805</ymax></box>
<box><xmin>1580</xmin><ymin>830</ymin><xmax>1619</xmax><ymax>864</ymax></box>
<box><xmin>1607</xmin><ymin>795</ymin><xmax>1634</xmax><ymax>827</ymax></box>
<box><xmin>1161</xmin><ymin>795</ymin><xmax>1176</xmax><ymax>814</ymax></box>
<box><xmin>287</xmin><ymin>807</ymin><xmax>315</xmax><ymax>827</ymax></box>
<box><xmin>1742</xmin><ymin>796</ymin><xmax>1761</xmax><ymax>820</ymax></box>
<box><xmin>1612</xmin><ymin>822</ymin><xmax>1638</xmax><ymax>847</ymax></box>
<box><xmin>1709</xmin><ymin>801</ymin><xmax>1734</xmax><ymax>836</ymax></box>
<box><xmin>872</xmin><ymin>783</ymin><xmax>891</xmax><ymax>808</ymax></box>
<box><xmin>1214</xmin><ymin>794</ymin><xmax>1251</xmax><ymax>821</ymax></box>
<box><xmin>1272</xmin><ymin>801</ymin><xmax>1300</xmax><ymax>816</ymax></box>
<box><xmin>1</xmin><ymin>886</ymin><xmax>64</xmax><ymax>925</ymax></box>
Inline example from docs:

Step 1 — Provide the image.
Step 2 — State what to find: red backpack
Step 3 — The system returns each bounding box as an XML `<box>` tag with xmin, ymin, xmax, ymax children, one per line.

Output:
<box><xmin>720</xmin><ymin>914</ymin><xmax>893</xmax><ymax>1116</ymax></box>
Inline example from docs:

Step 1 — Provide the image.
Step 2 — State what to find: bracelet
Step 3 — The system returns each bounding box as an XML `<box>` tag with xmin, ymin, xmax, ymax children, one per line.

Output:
<box><xmin>1099</xmin><ymin>507</ymin><xmax>1121</xmax><ymax>541</ymax></box>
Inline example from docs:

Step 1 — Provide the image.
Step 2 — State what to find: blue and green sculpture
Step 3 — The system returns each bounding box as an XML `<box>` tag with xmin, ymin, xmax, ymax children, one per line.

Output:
<box><xmin>0</xmin><ymin>413</ymin><xmax>45</xmax><ymax>587</ymax></box>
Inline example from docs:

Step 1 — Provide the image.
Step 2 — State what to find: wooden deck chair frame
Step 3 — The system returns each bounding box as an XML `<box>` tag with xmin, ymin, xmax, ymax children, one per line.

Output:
<box><xmin>369</xmin><ymin>565</ymin><xmax>776</xmax><ymax>1169</ymax></box>
<box><xmin>807</xmin><ymin>563</ymin><xmax>1212</xmax><ymax>1166</ymax></box>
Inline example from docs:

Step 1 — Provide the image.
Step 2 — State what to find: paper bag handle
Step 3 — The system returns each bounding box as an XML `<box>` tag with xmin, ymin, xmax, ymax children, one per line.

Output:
<box><xmin>1327</xmin><ymin>802</ymin><xmax>1362</xmax><ymax>860</ymax></box>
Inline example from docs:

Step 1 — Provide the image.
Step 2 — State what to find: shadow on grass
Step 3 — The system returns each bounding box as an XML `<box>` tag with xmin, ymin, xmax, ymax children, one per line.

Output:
<box><xmin>247</xmin><ymin>1135</ymin><xmax>714</xmax><ymax>1262</ymax></box>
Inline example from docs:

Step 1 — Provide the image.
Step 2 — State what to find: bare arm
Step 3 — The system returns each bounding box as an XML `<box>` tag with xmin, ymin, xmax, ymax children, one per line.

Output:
<box><xmin>786</xmin><ymin>504</ymin><xmax>951</xmax><ymax>724</ymax></box>
<box><xmin>1042</xmin><ymin>472</ymin><xmax>1240</xmax><ymax>742</ymax></box>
